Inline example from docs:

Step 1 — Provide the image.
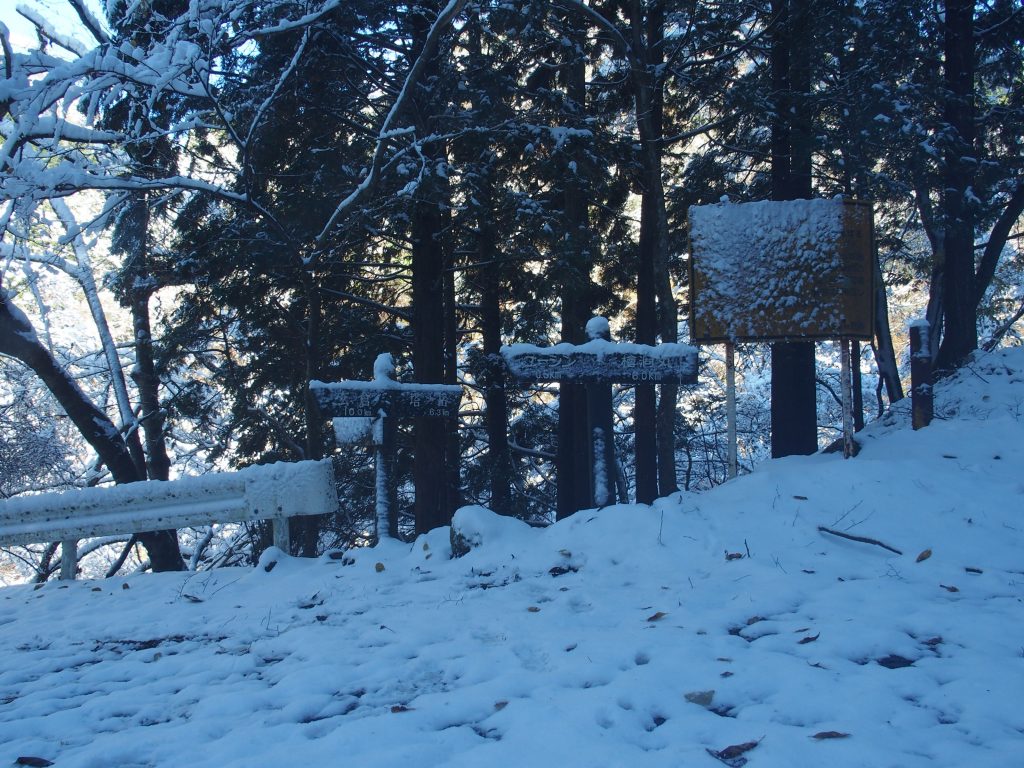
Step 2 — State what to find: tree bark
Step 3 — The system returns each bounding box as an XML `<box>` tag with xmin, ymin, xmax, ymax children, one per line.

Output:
<box><xmin>935</xmin><ymin>0</ymin><xmax>977</xmax><ymax>371</ymax></box>
<box><xmin>769</xmin><ymin>0</ymin><xmax>818</xmax><ymax>458</ymax></box>
<box><xmin>409</xmin><ymin>3</ymin><xmax>457</xmax><ymax>535</ymax></box>
<box><xmin>556</xmin><ymin>19</ymin><xmax>596</xmax><ymax>519</ymax></box>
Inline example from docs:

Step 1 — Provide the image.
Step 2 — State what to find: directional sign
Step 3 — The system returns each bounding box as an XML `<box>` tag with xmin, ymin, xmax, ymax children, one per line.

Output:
<box><xmin>502</xmin><ymin>340</ymin><xmax>698</xmax><ymax>385</ymax></box>
<box><xmin>310</xmin><ymin>355</ymin><xmax>463</xmax><ymax>542</ymax></box>
<box><xmin>311</xmin><ymin>382</ymin><xmax>462</xmax><ymax>420</ymax></box>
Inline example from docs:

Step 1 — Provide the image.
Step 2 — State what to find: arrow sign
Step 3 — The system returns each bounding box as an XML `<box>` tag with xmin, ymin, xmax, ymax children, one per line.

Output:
<box><xmin>310</xmin><ymin>382</ymin><xmax>462</xmax><ymax>420</ymax></box>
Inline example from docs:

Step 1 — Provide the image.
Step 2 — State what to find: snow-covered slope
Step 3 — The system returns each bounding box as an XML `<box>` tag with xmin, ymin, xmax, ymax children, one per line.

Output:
<box><xmin>1</xmin><ymin>348</ymin><xmax>1022</xmax><ymax>768</ymax></box>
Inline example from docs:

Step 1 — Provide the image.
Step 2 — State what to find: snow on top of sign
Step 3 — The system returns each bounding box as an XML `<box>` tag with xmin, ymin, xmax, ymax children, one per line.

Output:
<box><xmin>689</xmin><ymin>198</ymin><xmax>846</xmax><ymax>340</ymax></box>
<box><xmin>502</xmin><ymin>337</ymin><xmax>696</xmax><ymax>360</ymax></box>
<box><xmin>373</xmin><ymin>353</ymin><xmax>396</xmax><ymax>382</ymax></box>
<box><xmin>585</xmin><ymin>316</ymin><xmax>611</xmax><ymax>340</ymax></box>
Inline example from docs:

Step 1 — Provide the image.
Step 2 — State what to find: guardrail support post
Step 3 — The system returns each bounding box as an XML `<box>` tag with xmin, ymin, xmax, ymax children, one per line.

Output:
<box><xmin>272</xmin><ymin>517</ymin><xmax>290</xmax><ymax>553</ymax></box>
<box><xmin>60</xmin><ymin>539</ymin><xmax>77</xmax><ymax>580</ymax></box>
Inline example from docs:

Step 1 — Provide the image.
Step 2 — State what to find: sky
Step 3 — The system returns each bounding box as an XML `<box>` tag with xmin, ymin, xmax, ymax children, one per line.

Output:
<box><xmin>1</xmin><ymin>0</ymin><xmax>105</xmax><ymax>51</ymax></box>
<box><xmin>1</xmin><ymin>345</ymin><xmax>1022</xmax><ymax>767</ymax></box>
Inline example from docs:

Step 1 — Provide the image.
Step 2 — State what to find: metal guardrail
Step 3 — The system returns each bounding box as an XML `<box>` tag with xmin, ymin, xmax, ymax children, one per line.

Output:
<box><xmin>0</xmin><ymin>459</ymin><xmax>339</xmax><ymax>579</ymax></box>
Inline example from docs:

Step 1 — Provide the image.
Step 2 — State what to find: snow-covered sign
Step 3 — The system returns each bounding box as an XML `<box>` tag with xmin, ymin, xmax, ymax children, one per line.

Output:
<box><xmin>688</xmin><ymin>198</ymin><xmax>875</xmax><ymax>343</ymax></box>
<box><xmin>501</xmin><ymin>339</ymin><xmax>698</xmax><ymax>385</ymax></box>
<box><xmin>310</xmin><ymin>359</ymin><xmax>462</xmax><ymax>420</ymax></box>
<box><xmin>310</xmin><ymin>354</ymin><xmax>463</xmax><ymax>541</ymax></box>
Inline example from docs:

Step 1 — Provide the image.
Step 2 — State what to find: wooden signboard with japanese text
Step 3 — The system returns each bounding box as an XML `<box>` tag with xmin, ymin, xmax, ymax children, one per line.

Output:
<box><xmin>311</xmin><ymin>359</ymin><xmax>462</xmax><ymax>541</ymax></box>
<box><xmin>502</xmin><ymin>342</ymin><xmax>698</xmax><ymax>386</ymax></box>
<box><xmin>311</xmin><ymin>383</ymin><xmax>462</xmax><ymax>421</ymax></box>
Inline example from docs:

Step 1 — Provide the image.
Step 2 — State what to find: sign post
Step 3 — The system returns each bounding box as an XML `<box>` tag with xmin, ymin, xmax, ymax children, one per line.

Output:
<box><xmin>725</xmin><ymin>342</ymin><xmax>737</xmax><ymax>479</ymax></box>
<box><xmin>503</xmin><ymin>318</ymin><xmax>698</xmax><ymax>511</ymax></box>
<box><xmin>311</xmin><ymin>354</ymin><xmax>462</xmax><ymax>540</ymax></box>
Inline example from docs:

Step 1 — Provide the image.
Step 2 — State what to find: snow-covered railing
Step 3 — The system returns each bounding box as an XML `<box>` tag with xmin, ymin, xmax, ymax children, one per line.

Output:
<box><xmin>0</xmin><ymin>459</ymin><xmax>339</xmax><ymax>579</ymax></box>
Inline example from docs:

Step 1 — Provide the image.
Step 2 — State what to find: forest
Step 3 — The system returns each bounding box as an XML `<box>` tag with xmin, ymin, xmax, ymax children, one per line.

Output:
<box><xmin>0</xmin><ymin>0</ymin><xmax>1021</xmax><ymax>580</ymax></box>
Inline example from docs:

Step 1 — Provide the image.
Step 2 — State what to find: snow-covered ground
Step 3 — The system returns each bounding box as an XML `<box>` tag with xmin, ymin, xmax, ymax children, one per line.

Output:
<box><xmin>1</xmin><ymin>348</ymin><xmax>1022</xmax><ymax>768</ymax></box>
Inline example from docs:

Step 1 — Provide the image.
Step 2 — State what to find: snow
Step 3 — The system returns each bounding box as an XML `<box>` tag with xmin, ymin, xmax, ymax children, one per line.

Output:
<box><xmin>2</xmin><ymin>347</ymin><xmax>1024</xmax><ymax>767</ymax></box>
<box><xmin>373</xmin><ymin>352</ymin><xmax>396</xmax><ymax>382</ymax></box>
<box><xmin>585</xmin><ymin>315</ymin><xmax>611</xmax><ymax>340</ymax></box>
<box><xmin>332</xmin><ymin>416</ymin><xmax>372</xmax><ymax>445</ymax></box>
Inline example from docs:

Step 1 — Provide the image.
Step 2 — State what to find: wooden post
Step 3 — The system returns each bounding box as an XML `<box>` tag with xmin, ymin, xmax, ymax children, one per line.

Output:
<box><xmin>60</xmin><ymin>538</ymin><xmax>77</xmax><ymax>580</ymax></box>
<box><xmin>586</xmin><ymin>319</ymin><xmax>617</xmax><ymax>506</ymax></box>
<box><xmin>373</xmin><ymin>413</ymin><xmax>399</xmax><ymax>541</ymax></box>
<box><xmin>910</xmin><ymin>321</ymin><xmax>933</xmax><ymax>430</ymax></box>
<box><xmin>725</xmin><ymin>342</ymin><xmax>738</xmax><ymax>479</ymax></box>
<box><xmin>839</xmin><ymin>338</ymin><xmax>855</xmax><ymax>458</ymax></box>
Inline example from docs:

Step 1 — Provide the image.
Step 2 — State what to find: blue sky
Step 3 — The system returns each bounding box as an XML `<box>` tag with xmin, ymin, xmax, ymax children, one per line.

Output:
<box><xmin>1</xmin><ymin>0</ymin><xmax>105</xmax><ymax>51</ymax></box>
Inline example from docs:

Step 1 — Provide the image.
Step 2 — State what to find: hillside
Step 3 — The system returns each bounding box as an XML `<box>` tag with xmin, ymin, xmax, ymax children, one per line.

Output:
<box><xmin>1</xmin><ymin>348</ymin><xmax>1022</xmax><ymax>768</ymax></box>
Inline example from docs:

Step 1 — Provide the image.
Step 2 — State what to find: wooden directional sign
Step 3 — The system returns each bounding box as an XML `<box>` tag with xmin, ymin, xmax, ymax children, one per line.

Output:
<box><xmin>310</xmin><ymin>356</ymin><xmax>462</xmax><ymax>542</ymax></box>
<box><xmin>502</xmin><ymin>340</ymin><xmax>698</xmax><ymax>385</ymax></box>
<box><xmin>311</xmin><ymin>381</ymin><xmax>462</xmax><ymax>420</ymax></box>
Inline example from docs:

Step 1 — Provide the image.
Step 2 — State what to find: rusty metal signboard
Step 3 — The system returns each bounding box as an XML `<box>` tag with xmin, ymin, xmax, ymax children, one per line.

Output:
<box><xmin>688</xmin><ymin>199</ymin><xmax>875</xmax><ymax>343</ymax></box>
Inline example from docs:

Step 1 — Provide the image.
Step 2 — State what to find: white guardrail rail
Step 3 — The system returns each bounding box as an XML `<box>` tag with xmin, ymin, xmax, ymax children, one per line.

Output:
<box><xmin>0</xmin><ymin>459</ymin><xmax>339</xmax><ymax>579</ymax></box>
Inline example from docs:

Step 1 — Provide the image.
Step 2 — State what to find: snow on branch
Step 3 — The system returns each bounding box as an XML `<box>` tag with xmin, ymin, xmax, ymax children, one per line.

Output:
<box><xmin>15</xmin><ymin>3</ymin><xmax>89</xmax><ymax>57</ymax></box>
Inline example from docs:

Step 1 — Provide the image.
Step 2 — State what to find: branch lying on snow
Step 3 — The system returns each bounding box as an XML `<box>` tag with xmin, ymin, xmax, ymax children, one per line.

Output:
<box><xmin>818</xmin><ymin>526</ymin><xmax>903</xmax><ymax>555</ymax></box>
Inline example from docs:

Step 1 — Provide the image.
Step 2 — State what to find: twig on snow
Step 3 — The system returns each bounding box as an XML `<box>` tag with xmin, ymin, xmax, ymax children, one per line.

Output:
<box><xmin>817</xmin><ymin>526</ymin><xmax>903</xmax><ymax>555</ymax></box>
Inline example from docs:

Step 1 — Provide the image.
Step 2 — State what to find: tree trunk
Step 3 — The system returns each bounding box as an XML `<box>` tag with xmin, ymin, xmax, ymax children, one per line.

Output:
<box><xmin>556</xmin><ymin>22</ymin><xmax>595</xmax><ymax>519</ymax></box>
<box><xmin>480</xmin><ymin>238</ymin><xmax>514</xmax><ymax>516</ymax></box>
<box><xmin>769</xmin><ymin>0</ymin><xmax>818</xmax><ymax>458</ymax></box>
<box><xmin>935</xmin><ymin>0</ymin><xmax>977</xmax><ymax>372</ymax></box>
<box><xmin>467</xmin><ymin>14</ymin><xmax>514</xmax><ymax>517</ymax></box>
<box><xmin>630</xmin><ymin>10</ymin><xmax>661</xmax><ymax>505</ymax></box>
<box><xmin>412</xmin><ymin>177</ymin><xmax>452</xmax><ymax>534</ymax></box>
<box><xmin>409</xmin><ymin>4</ymin><xmax>457</xmax><ymax>535</ymax></box>
<box><xmin>872</xmin><ymin>252</ymin><xmax>904</xmax><ymax>403</ymax></box>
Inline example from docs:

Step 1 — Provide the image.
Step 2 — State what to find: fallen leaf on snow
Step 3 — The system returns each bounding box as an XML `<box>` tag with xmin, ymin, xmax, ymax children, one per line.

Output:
<box><xmin>798</xmin><ymin>633</ymin><xmax>820</xmax><ymax>644</ymax></box>
<box><xmin>646</xmin><ymin>611</ymin><xmax>667</xmax><ymax>622</ymax></box>
<box><xmin>812</xmin><ymin>731</ymin><xmax>850</xmax><ymax>740</ymax></box>
<box><xmin>707</xmin><ymin>738</ymin><xmax>762</xmax><ymax>766</ymax></box>
<box><xmin>685</xmin><ymin>690</ymin><xmax>715</xmax><ymax>707</ymax></box>
<box><xmin>916</xmin><ymin>549</ymin><xmax>932</xmax><ymax>562</ymax></box>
